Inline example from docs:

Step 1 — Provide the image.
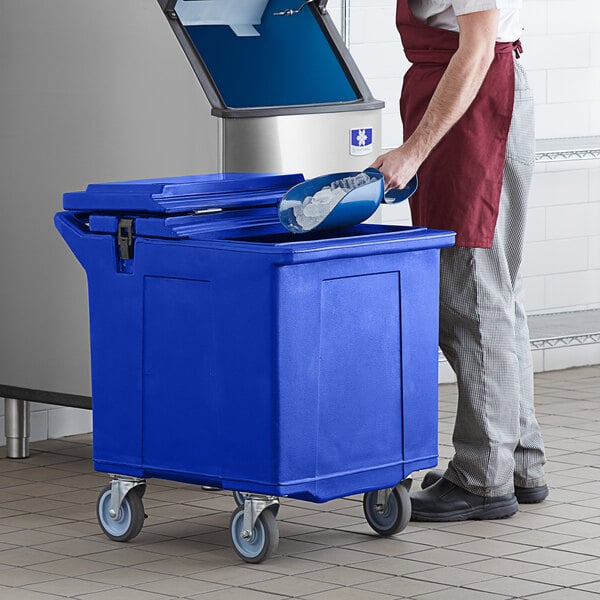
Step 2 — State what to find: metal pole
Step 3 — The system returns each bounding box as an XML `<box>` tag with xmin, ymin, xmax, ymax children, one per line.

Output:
<box><xmin>5</xmin><ymin>398</ymin><xmax>30</xmax><ymax>458</ymax></box>
<box><xmin>341</xmin><ymin>0</ymin><xmax>350</xmax><ymax>47</ymax></box>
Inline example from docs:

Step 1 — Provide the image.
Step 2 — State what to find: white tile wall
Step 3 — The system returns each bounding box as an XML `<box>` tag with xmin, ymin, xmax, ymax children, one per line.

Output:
<box><xmin>522</xmin><ymin>238</ymin><xmax>588</xmax><ymax>277</ymax></box>
<box><xmin>526</xmin><ymin>69</ymin><xmax>547</xmax><ymax>104</ymax></box>
<box><xmin>591</xmin><ymin>102</ymin><xmax>600</xmax><ymax>133</ymax></box>
<box><xmin>544</xmin><ymin>343</ymin><xmax>600</xmax><ymax>371</ymax></box>
<box><xmin>525</xmin><ymin>206</ymin><xmax>546</xmax><ymax>242</ymax></box>
<box><xmin>547</xmin><ymin>68</ymin><xmax>600</xmax><ymax>103</ymax></box>
<box><xmin>30</xmin><ymin>409</ymin><xmax>49</xmax><ymax>445</ymax></box>
<box><xmin>590</xmin><ymin>162</ymin><xmax>600</xmax><ymax>196</ymax></box>
<box><xmin>350</xmin><ymin>42</ymin><xmax>408</xmax><ymax>80</ymax></box>
<box><xmin>534</xmin><ymin>103</ymin><xmax>593</xmax><ymax>139</ymax></box>
<box><xmin>522</xmin><ymin>35</ymin><xmax>591</xmax><ymax>71</ymax></box>
<box><xmin>48</xmin><ymin>407</ymin><xmax>92</xmax><ymax>439</ymax></box>
<box><xmin>521</xmin><ymin>1</ymin><xmax>547</xmax><ymax>36</ymax></box>
<box><xmin>590</xmin><ymin>236</ymin><xmax>600</xmax><ymax>270</ymax></box>
<box><xmin>523</xmin><ymin>275</ymin><xmax>546</xmax><ymax>311</ymax></box>
<box><xmin>529</xmin><ymin>168</ymin><xmax>589</xmax><ymax>208</ymax></box>
<box><xmin>545</xmin><ymin>270</ymin><xmax>600</xmax><ymax>309</ymax></box>
<box><xmin>546</xmin><ymin>203</ymin><xmax>600</xmax><ymax>240</ymax></box>
<box><xmin>592</xmin><ymin>33</ymin><xmax>600</xmax><ymax>66</ymax></box>
<box><xmin>532</xmin><ymin>348</ymin><xmax>545</xmax><ymax>373</ymax></box>
<box><xmin>381</xmin><ymin>112</ymin><xmax>404</xmax><ymax>150</ymax></box>
<box><xmin>546</xmin><ymin>0</ymin><xmax>598</xmax><ymax>34</ymax></box>
<box><xmin>342</xmin><ymin>0</ymin><xmax>600</xmax><ymax>373</ymax></box>
<box><xmin>349</xmin><ymin>5</ymin><xmax>399</xmax><ymax>44</ymax></box>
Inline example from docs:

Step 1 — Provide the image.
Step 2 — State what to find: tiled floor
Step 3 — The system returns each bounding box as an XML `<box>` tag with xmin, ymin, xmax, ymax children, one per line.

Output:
<box><xmin>1</xmin><ymin>365</ymin><xmax>599</xmax><ymax>600</ymax></box>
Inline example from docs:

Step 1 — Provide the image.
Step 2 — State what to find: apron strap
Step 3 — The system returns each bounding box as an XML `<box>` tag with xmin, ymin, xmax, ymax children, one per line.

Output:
<box><xmin>513</xmin><ymin>39</ymin><xmax>523</xmax><ymax>59</ymax></box>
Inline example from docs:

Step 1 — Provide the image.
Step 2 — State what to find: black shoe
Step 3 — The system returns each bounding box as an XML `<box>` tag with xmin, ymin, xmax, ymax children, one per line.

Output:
<box><xmin>410</xmin><ymin>477</ymin><xmax>518</xmax><ymax>522</ymax></box>
<box><xmin>513</xmin><ymin>484</ymin><xmax>549</xmax><ymax>504</ymax></box>
<box><xmin>421</xmin><ymin>470</ymin><xmax>445</xmax><ymax>490</ymax></box>
<box><xmin>421</xmin><ymin>470</ymin><xmax>549</xmax><ymax>504</ymax></box>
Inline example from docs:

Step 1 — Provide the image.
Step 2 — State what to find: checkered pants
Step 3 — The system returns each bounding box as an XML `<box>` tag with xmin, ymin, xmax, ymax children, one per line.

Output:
<box><xmin>440</xmin><ymin>59</ymin><xmax>547</xmax><ymax>497</ymax></box>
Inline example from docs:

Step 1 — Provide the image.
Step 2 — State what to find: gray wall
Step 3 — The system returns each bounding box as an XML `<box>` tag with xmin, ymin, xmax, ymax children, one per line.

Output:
<box><xmin>0</xmin><ymin>0</ymin><xmax>218</xmax><ymax>397</ymax></box>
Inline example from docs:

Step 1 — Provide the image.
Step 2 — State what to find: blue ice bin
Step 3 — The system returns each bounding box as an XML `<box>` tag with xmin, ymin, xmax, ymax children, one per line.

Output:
<box><xmin>55</xmin><ymin>172</ymin><xmax>455</xmax><ymax>503</ymax></box>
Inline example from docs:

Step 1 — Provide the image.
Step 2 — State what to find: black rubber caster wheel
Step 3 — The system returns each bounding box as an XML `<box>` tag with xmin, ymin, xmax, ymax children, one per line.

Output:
<box><xmin>363</xmin><ymin>484</ymin><xmax>411</xmax><ymax>536</ymax></box>
<box><xmin>96</xmin><ymin>485</ymin><xmax>145</xmax><ymax>542</ymax></box>
<box><xmin>229</xmin><ymin>506</ymin><xmax>279</xmax><ymax>563</ymax></box>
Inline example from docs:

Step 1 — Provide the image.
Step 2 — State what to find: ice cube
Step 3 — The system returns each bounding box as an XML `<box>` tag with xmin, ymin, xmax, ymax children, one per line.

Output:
<box><xmin>296</xmin><ymin>212</ymin><xmax>320</xmax><ymax>231</ymax></box>
<box><xmin>303</xmin><ymin>201</ymin><xmax>324</xmax><ymax>217</ymax></box>
<box><xmin>292</xmin><ymin>204</ymin><xmax>305</xmax><ymax>222</ymax></box>
<box><xmin>312</xmin><ymin>189</ymin><xmax>333</xmax><ymax>204</ymax></box>
<box><xmin>294</xmin><ymin>183</ymin><xmax>352</xmax><ymax>230</ymax></box>
<box><xmin>309</xmin><ymin>188</ymin><xmax>345</xmax><ymax>212</ymax></box>
<box><xmin>353</xmin><ymin>172</ymin><xmax>371</xmax><ymax>186</ymax></box>
<box><xmin>331</xmin><ymin>187</ymin><xmax>346</xmax><ymax>201</ymax></box>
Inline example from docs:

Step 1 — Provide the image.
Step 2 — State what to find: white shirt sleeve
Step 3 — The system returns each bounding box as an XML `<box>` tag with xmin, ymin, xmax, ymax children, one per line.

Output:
<box><xmin>407</xmin><ymin>0</ymin><xmax>522</xmax><ymax>41</ymax></box>
<box><xmin>451</xmin><ymin>0</ymin><xmax>518</xmax><ymax>17</ymax></box>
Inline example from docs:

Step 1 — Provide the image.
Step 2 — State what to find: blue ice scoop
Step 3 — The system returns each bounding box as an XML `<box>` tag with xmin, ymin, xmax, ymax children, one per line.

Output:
<box><xmin>279</xmin><ymin>168</ymin><xmax>418</xmax><ymax>234</ymax></box>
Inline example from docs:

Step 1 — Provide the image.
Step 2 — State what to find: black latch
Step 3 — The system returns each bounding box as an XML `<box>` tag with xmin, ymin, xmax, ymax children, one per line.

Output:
<box><xmin>117</xmin><ymin>218</ymin><xmax>134</xmax><ymax>260</ymax></box>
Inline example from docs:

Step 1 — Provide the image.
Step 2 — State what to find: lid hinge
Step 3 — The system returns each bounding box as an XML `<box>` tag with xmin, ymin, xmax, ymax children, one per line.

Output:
<box><xmin>117</xmin><ymin>218</ymin><xmax>134</xmax><ymax>260</ymax></box>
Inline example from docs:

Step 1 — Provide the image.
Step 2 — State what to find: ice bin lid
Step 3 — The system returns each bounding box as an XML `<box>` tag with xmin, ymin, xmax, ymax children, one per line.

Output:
<box><xmin>63</xmin><ymin>172</ymin><xmax>304</xmax><ymax>214</ymax></box>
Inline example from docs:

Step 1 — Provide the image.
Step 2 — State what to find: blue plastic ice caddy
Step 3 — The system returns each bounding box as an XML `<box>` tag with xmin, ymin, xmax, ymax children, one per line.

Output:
<box><xmin>55</xmin><ymin>171</ymin><xmax>455</xmax><ymax>562</ymax></box>
<box><xmin>279</xmin><ymin>168</ymin><xmax>418</xmax><ymax>233</ymax></box>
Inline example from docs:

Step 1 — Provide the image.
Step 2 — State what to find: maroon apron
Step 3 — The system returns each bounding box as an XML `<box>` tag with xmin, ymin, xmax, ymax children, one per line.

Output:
<box><xmin>397</xmin><ymin>0</ymin><xmax>520</xmax><ymax>248</ymax></box>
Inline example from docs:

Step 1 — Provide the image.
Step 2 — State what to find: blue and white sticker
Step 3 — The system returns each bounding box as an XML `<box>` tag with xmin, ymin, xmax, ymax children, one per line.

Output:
<box><xmin>350</xmin><ymin>127</ymin><xmax>373</xmax><ymax>156</ymax></box>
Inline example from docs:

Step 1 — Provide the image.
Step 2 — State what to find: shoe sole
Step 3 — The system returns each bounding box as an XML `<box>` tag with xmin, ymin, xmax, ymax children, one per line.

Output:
<box><xmin>515</xmin><ymin>485</ymin><xmax>549</xmax><ymax>504</ymax></box>
<box><xmin>421</xmin><ymin>472</ymin><xmax>549</xmax><ymax>505</ymax></box>
<box><xmin>410</xmin><ymin>497</ymin><xmax>519</xmax><ymax>522</ymax></box>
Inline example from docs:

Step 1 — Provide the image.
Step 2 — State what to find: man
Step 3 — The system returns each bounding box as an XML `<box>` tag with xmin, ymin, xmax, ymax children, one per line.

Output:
<box><xmin>371</xmin><ymin>0</ymin><xmax>548</xmax><ymax>521</ymax></box>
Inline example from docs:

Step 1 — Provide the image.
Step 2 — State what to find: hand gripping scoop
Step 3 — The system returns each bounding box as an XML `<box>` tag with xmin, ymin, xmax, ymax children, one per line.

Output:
<box><xmin>279</xmin><ymin>168</ymin><xmax>418</xmax><ymax>234</ymax></box>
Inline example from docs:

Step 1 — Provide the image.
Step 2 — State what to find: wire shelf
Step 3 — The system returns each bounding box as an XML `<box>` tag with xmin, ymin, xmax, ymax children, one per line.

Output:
<box><xmin>535</xmin><ymin>136</ymin><xmax>600</xmax><ymax>162</ymax></box>
<box><xmin>528</xmin><ymin>309</ymin><xmax>600</xmax><ymax>350</ymax></box>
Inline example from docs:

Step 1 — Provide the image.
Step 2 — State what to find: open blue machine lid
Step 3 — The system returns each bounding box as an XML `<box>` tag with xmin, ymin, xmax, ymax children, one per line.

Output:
<box><xmin>63</xmin><ymin>172</ymin><xmax>304</xmax><ymax>214</ymax></box>
<box><xmin>157</xmin><ymin>0</ymin><xmax>383</xmax><ymax>118</ymax></box>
